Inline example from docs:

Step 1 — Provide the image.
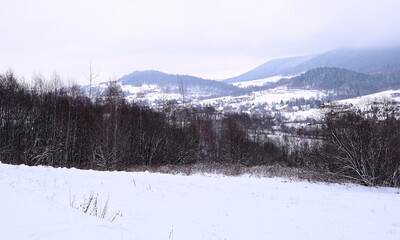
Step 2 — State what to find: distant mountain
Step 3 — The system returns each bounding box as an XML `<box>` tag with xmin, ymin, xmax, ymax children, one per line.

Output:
<box><xmin>83</xmin><ymin>70</ymin><xmax>244</xmax><ymax>103</ymax></box>
<box><xmin>118</xmin><ymin>70</ymin><xmax>241</xmax><ymax>95</ymax></box>
<box><xmin>271</xmin><ymin>67</ymin><xmax>400</xmax><ymax>98</ymax></box>
<box><xmin>224</xmin><ymin>47</ymin><xmax>400</xmax><ymax>83</ymax></box>
<box><xmin>81</xmin><ymin>48</ymin><xmax>400</xmax><ymax>109</ymax></box>
<box><xmin>290</xmin><ymin>48</ymin><xmax>400</xmax><ymax>75</ymax></box>
<box><xmin>223</xmin><ymin>55</ymin><xmax>315</xmax><ymax>83</ymax></box>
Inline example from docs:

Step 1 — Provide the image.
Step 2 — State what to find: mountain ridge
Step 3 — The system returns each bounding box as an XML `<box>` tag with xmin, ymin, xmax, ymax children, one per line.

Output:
<box><xmin>263</xmin><ymin>67</ymin><xmax>400</xmax><ymax>98</ymax></box>
<box><xmin>223</xmin><ymin>55</ymin><xmax>315</xmax><ymax>83</ymax></box>
<box><xmin>117</xmin><ymin>70</ymin><xmax>241</xmax><ymax>94</ymax></box>
<box><xmin>223</xmin><ymin>47</ymin><xmax>400</xmax><ymax>83</ymax></box>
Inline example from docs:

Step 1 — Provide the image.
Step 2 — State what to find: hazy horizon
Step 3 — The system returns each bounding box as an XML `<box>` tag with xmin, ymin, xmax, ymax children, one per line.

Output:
<box><xmin>1</xmin><ymin>0</ymin><xmax>400</xmax><ymax>84</ymax></box>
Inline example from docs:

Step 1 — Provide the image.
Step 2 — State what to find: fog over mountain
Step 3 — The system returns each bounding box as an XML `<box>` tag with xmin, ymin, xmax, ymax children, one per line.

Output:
<box><xmin>2</xmin><ymin>1</ymin><xmax>400</xmax><ymax>82</ymax></box>
<box><xmin>223</xmin><ymin>55</ymin><xmax>316</xmax><ymax>83</ymax></box>
<box><xmin>224</xmin><ymin>47</ymin><xmax>400</xmax><ymax>83</ymax></box>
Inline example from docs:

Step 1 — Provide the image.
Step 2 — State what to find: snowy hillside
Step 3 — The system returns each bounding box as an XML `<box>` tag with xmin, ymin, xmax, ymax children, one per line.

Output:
<box><xmin>1</xmin><ymin>162</ymin><xmax>399</xmax><ymax>240</ymax></box>
<box><xmin>232</xmin><ymin>75</ymin><xmax>297</xmax><ymax>88</ymax></box>
<box><xmin>338</xmin><ymin>89</ymin><xmax>400</xmax><ymax>105</ymax></box>
<box><xmin>199</xmin><ymin>86</ymin><xmax>326</xmax><ymax>121</ymax></box>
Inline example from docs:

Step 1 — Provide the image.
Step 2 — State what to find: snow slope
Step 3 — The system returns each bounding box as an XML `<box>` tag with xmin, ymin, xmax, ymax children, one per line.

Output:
<box><xmin>232</xmin><ymin>74</ymin><xmax>299</xmax><ymax>88</ymax></box>
<box><xmin>338</xmin><ymin>89</ymin><xmax>400</xmax><ymax>105</ymax></box>
<box><xmin>232</xmin><ymin>75</ymin><xmax>285</xmax><ymax>88</ymax></box>
<box><xmin>201</xmin><ymin>87</ymin><xmax>326</xmax><ymax>106</ymax></box>
<box><xmin>0</xmin><ymin>163</ymin><xmax>399</xmax><ymax>240</ymax></box>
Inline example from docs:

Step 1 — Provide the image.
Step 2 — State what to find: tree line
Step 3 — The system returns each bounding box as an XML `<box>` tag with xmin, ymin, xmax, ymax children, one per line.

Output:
<box><xmin>0</xmin><ymin>71</ymin><xmax>282</xmax><ymax>170</ymax></box>
<box><xmin>1</xmin><ymin>71</ymin><xmax>399</xmax><ymax>187</ymax></box>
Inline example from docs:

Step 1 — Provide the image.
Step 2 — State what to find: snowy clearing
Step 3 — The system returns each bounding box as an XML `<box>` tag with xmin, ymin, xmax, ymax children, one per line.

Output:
<box><xmin>339</xmin><ymin>89</ymin><xmax>400</xmax><ymax>106</ymax></box>
<box><xmin>0</xmin><ymin>162</ymin><xmax>399</xmax><ymax>240</ymax></box>
<box><xmin>232</xmin><ymin>75</ymin><xmax>285</xmax><ymax>88</ymax></box>
<box><xmin>232</xmin><ymin>74</ymin><xmax>300</xmax><ymax>88</ymax></box>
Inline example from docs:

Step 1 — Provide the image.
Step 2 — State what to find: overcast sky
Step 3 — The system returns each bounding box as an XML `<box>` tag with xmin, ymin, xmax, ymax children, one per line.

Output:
<box><xmin>1</xmin><ymin>0</ymin><xmax>400</xmax><ymax>84</ymax></box>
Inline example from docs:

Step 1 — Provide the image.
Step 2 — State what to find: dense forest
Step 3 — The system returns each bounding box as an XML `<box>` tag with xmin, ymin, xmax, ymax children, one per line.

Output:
<box><xmin>288</xmin><ymin>67</ymin><xmax>400</xmax><ymax>96</ymax></box>
<box><xmin>247</xmin><ymin>67</ymin><xmax>400</xmax><ymax>100</ymax></box>
<box><xmin>1</xmin><ymin>71</ymin><xmax>399</xmax><ymax>187</ymax></box>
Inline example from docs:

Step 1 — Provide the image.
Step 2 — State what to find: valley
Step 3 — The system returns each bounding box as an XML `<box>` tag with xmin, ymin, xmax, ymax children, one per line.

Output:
<box><xmin>82</xmin><ymin>48</ymin><xmax>400</xmax><ymax>134</ymax></box>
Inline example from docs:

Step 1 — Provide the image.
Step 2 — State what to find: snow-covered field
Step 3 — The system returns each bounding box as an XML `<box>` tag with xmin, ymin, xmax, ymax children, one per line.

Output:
<box><xmin>1</xmin><ymin>162</ymin><xmax>399</xmax><ymax>240</ymax></box>
<box><xmin>232</xmin><ymin>75</ymin><xmax>286</xmax><ymax>88</ymax></box>
<box><xmin>232</xmin><ymin>74</ymin><xmax>300</xmax><ymax>88</ymax></box>
<box><xmin>339</xmin><ymin>89</ymin><xmax>400</xmax><ymax>106</ymax></box>
<box><xmin>248</xmin><ymin>87</ymin><xmax>326</xmax><ymax>105</ymax></box>
<box><xmin>202</xmin><ymin>86</ymin><xmax>326</xmax><ymax>106</ymax></box>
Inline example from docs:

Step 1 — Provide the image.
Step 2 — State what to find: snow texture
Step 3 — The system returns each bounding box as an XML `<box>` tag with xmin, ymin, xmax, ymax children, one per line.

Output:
<box><xmin>0</xmin><ymin>162</ymin><xmax>399</xmax><ymax>240</ymax></box>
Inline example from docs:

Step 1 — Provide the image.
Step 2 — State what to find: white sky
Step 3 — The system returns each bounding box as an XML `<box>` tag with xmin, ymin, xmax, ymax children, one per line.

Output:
<box><xmin>1</xmin><ymin>0</ymin><xmax>400</xmax><ymax>84</ymax></box>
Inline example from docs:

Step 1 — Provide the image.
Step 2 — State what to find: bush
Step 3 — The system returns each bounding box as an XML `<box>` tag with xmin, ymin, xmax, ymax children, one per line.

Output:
<box><xmin>318</xmin><ymin>103</ymin><xmax>400</xmax><ymax>187</ymax></box>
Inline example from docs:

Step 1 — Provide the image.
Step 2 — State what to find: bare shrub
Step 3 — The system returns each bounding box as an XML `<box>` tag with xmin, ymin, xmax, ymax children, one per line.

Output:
<box><xmin>70</xmin><ymin>191</ymin><xmax>121</xmax><ymax>222</ymax></box>
<box><xmin>318</xmin><ymin>103</ymin><xmax>400</xmax><ymax>187</ymax></box>
<box><xmin>128</xmin><ymin>162</ymin><xmax>343</xmax><ymax>184</ymax></box>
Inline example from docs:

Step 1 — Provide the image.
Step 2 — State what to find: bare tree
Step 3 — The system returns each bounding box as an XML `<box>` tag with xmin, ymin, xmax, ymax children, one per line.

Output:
<box><xmin>87</xmin><ymin>62</ymin><xmax>99</xmax><ymax>100</ymax></box>
<box><xmin>178</xmin><ymin>77</ymin><xmax>187</xmax><ymax>108</ymax></box>
<box><xmin>136</xmin><ymin>87</ymin><xmax>147</xmax><ymax>106</ymax></box>
<box><xmin>102</xmin><ymin>80</ymin><xmax>124</xmax><ymax>169</ymax></box>
<box><xmin>320</xmin><ymin>103</ymin><xmax>400</xmax><ymax>187</ymax></box>
<box><xmin>160</xmin><ymin>84</ymin><xmax>171</xmax><ymax>112</ymax></box>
